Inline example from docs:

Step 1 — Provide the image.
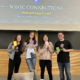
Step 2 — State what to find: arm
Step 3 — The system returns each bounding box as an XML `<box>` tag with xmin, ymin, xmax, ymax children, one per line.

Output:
<box><xmin>7</xmin><ymin>42</ymin><xmax>15</xmax><ymax>53</ymax></box>
<box><xmin>33</xmin><ymin>42</ymin><xmax>38</xmax><ymax>50</ymax></box>
<box><xmin>48</xmin><ymin>42</ymin><xmax>54</xmax><ymax>53</ymax></box>
<box><xmin>23</xmin><ymin>46</ymin><xmax>29</xmax><ymax>52</ymax></box>
<box><xmin>63</xmin><ymin>48</ymin><xmax>73</xmax><ymax>52</ymax></box>
<box><xmin>33</xmin><ymin>45</ymin><xmax>37</xmax><ymax>50</ymax></box>
<box><xmin>63</xmin><ymin>41</ymin><xmax>73</xmax><ymax>52</ymax></box>
<box><xmin>23</xmin><ymin>42</ymin><xmax>30</xmax><ymax>52</ymax></box>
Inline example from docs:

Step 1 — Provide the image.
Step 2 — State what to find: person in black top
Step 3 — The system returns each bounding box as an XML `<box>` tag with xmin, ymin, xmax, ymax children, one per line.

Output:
<box><xmin>7</xmin><ymin>34</ymin><xmax>23</xmax><ymax>80</ymax></box>
<box><xmin>14</xmin><ymin>44</ymin><xmax>23</xmax><ymax>59</ymax></box>
<box><xmin>54</xmin><ymin>32</ymin><xmax>73</xmax><ymax>80</ymax></box>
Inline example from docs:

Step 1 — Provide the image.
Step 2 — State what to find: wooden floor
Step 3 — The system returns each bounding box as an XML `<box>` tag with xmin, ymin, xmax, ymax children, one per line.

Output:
<box><xmin>0</xmin><ymin>75</ymin><xmax>80</xmax><ymax>80</ymax></box>
<box><xmin>0</xmin><ymin>50</ymin><xmax>80</xmax><ymax>75</ymax></box>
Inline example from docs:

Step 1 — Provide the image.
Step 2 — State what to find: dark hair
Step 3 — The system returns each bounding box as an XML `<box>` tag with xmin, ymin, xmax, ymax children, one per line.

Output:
<box><xmin>58</xmin><ymin>31</ymin><xmax>64</xmax><ymax>35</ymax></box>
<box><xmin>13</xmin><ymin>34</ymin><xmax>23</xmax><ymax>51</ymax></box>
<box><xmin>39</xmin><ymin>34</ymin><xmax>49</xmax><ymax>49</ymax></box>
<box><xmin>26</xmin><ymin>32</ymin><xmax>36</xmax><ymax>44</ymax></box>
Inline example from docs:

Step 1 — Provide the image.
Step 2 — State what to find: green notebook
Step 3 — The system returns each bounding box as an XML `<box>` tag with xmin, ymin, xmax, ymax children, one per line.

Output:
<box><xmin>56</xmin><ymin>47</ymin><xmax>60</xmax><ymax>52</ymax></box>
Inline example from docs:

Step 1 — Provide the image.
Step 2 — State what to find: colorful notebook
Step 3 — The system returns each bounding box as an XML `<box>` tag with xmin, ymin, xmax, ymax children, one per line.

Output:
<box><xmin>45</xmin><ymin>41</ymin><xmax>49</xmax><ymax>46</ymax></box>
<box><xmin>13</xmin><ymin>41</ymin><xmax>17</xmax><ymax>46</ymax></box>
<box><xmin>30</xmin><ymin>40</ymin><xmax>34</xmax><ymax>45</ymax></box>
<box><xmin>56</xmin><ymin>47</ymin><xmax>60</xmax><ymax>52</ymax></box>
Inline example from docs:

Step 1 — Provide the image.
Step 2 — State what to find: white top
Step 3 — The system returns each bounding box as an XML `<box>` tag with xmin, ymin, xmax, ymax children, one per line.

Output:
<box><xmin>23</xmin><ymin>42</ymin><xmax>38</xmax><ymax>59</ymax></box>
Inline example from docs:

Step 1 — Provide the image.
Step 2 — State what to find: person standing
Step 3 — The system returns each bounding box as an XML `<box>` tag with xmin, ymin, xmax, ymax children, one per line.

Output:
<box><xmin>23</xmin><ymin>32</ymin><xmax>38</xmax><ymax>80</ymax></box>
<box><xmin>38</xmin><ymin>34</ymin><xmax>54</xmax><ymax>80</ymax></box>
<box><xmin>54</xmin><ymin>32</ymin><xmax>73</xmax><ymax>80</ymax></box>
<box><xmin>7</xmin><ymin>34</ymin><xmax>23</xmax><ymax>80</ymax></box>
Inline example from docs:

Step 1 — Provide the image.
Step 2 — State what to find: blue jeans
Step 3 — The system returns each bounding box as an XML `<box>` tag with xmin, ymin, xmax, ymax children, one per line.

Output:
<box><xmin>58</xmin><ymin>62</ymin><xmax>71</xmax><ymax>80</ymax></box>
<box><xmin>26</xmin><ymin>53</ymin><xmax>37</xmax><ymax>80</ymax></box>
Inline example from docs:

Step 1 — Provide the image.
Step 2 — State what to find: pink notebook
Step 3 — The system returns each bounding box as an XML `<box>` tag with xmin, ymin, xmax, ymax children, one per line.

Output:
<box><xmin>45</xmin><ymin>41</ymin><xmax>49</xmax><ymax>46</ymax></box>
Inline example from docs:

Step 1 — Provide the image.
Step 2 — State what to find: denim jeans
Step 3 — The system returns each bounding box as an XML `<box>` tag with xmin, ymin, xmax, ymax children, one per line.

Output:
<box><xmin>26</xmin><ymin>53</ymin><xmax>37</xmax><ymax>80</ymax></box>
<box><xmin>58</xmin><ymin>62</ymin><xmax>71</xmax><ymax>80</ymax></box>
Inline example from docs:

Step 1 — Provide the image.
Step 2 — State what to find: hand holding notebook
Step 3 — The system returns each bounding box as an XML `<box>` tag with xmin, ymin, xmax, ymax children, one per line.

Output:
<box><xmin>56</xmin><ymin>47</ymin><xmax>60</xmax><ymax>52</ymax></box>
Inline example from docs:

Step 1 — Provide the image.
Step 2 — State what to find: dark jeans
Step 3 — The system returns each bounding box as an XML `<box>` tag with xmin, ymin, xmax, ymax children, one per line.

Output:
<box><xmin>39</xmin><ymin>60</ymin><xmax>53</xmax><ymax>80</ymax></box>
<box><xmin>58</xmin><ymin>62</ymin><xmax>71</xmax><ymax>80</ymax></box>
<box><xmin>26</xmin><ymin>53</ymin><xmax>37</xmax><ymax>80</ymax></box>
<box><xmin>7</xmin><ymin>58</ymin><xmax>21</xmax><ymax>80</ymax></box>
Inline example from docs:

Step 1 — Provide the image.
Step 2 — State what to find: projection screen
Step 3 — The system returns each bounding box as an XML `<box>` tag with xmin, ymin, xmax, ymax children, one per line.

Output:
<box><xmin>0</xmin><ymin>0</ymin><xmax>80</xmax><ymax>31</ymax></box>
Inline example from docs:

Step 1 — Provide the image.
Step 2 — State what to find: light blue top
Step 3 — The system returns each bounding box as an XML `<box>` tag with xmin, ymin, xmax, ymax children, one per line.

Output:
<box><xmin>23</xmin><ymin>42</ymin><xmax>38</xmax><ymax>59</ymax></box>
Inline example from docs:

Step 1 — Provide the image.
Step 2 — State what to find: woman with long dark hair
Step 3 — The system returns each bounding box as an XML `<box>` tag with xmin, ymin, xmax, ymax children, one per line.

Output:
<box><xmin>23</xmin><ymin>32</ymin><xmax>38</xmax><ymax>80</ymax></box>
<box><xmin>7</xmin><ymin>34</ymin><xmax>23</xmax><ymax>80</ymax></box>
<box><xmin>38</xmin><ymin>34</ymin><xmax>54</xmax><ymax>80</ymax></box>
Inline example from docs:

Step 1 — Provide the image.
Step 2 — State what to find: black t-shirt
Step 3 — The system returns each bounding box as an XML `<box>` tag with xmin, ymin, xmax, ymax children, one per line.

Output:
<box><xmin>14</xmin><ymin>44</ymin><xmax>22</xmax><ymax>59</ymax></box>
<box><xmin>54</xmin><ymin>40</ymin><xmax>73</xmax><ymax>63</ymax></box>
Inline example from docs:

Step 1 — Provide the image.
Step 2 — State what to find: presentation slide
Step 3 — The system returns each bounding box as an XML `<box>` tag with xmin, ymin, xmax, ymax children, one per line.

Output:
<box><xmin>0</xmin><ymin>0</ymin><xmax>80</xmax><ymax>24</ymax></box>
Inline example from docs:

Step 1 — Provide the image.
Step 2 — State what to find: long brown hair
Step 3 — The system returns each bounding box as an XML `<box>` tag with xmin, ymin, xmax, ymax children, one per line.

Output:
<box><xmin>26</xmin><ymin>32</ymin><xmax>36</xmax><ymax>44</ymax></box>
<box><xmin>13</xmin><ymin>34</ymin><xmax>23</xmax><ymax>51</ymax></box>
<box><xmin>39</xmin><ymin>34</ymin><xmax>49</xmax><ymax>49</ymax></box>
